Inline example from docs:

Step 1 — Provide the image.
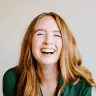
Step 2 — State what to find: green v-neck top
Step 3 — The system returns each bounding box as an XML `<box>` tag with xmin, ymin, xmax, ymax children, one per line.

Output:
<box><xmin>3</xmin><ymin>68</ymin><xmax>92</xmax><ymax>96</ymax></box>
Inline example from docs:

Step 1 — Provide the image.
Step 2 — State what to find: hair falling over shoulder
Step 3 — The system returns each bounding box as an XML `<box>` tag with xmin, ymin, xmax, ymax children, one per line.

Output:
<box><xmin>16</xmin><ymin>12</ymin><xmax>96</xmax><ymax>96</ymax></box>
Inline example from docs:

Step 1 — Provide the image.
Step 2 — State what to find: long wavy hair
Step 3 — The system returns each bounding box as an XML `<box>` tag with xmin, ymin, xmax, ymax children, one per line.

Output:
<box><xmin>16</xmin><ymin>12</ymin><xmax>96</xmax><ymax>96</ymax></box>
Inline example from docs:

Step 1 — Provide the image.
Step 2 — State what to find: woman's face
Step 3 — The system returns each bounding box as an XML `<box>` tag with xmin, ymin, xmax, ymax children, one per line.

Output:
<box><xmin>32</xmin><ymin>16</ymin><xmax>62</xmax><ymax>65</ymax></box>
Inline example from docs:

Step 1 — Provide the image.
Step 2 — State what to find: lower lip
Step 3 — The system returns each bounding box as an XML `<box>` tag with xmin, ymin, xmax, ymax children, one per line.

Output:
<box><xmin>41</xmin><ymin>53</ymin><xmax>55</xmax><ymax>57</ymax></box>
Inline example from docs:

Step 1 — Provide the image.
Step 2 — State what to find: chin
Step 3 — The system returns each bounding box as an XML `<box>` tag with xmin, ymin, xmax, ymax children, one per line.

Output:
<box><xmin>39</xmin><ymin>59</ymin><xmax>58</xmax><ymax>65</ymax></box>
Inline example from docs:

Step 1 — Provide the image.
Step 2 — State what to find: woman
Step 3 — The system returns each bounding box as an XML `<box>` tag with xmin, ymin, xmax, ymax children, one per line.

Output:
<box><xmin>3</xmin><ymin>12</ymin><xmax>96</xmax><ymax>96</ymax></box>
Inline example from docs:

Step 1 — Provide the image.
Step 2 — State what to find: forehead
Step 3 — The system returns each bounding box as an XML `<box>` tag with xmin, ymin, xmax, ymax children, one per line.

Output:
<box><xmin>34</xmin><ymin>16</ymin><xmax>59</xmax><ymax>30</ymax></box>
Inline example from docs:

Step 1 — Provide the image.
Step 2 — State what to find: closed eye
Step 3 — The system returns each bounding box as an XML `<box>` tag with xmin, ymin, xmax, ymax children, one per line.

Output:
<box><xmin>54</xmin><ymin>35</ymin><xmax>61</xmax><ymax>37</ymax></box>
<box><xmin>37</xmin><ymin>33</ymin><xmax>44</xmax><ymax>36</ymax></box>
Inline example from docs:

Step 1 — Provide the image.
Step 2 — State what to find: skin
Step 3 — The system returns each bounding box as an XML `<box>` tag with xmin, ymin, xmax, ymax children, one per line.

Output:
<box><xmin>32</xmin><ymin>16</ymin><xmax>62</xmax><ymax>96</ymax></box>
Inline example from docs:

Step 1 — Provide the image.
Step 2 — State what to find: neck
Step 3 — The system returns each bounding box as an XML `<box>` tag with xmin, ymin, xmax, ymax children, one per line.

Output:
<box><xmin>40</xmin><ymin>63</ymin><xmax>59</xmax><ymax>96</ymax></box>
<box><xmin>42</xmin><ymin>63</ymin><xmax>59</xmax><ymax>82</ymax></box>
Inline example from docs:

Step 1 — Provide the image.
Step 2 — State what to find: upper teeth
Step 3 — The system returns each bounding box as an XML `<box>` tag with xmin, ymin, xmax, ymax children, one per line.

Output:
<box><xmin>41</xmin><ymin>49</ymin><xmax>55</xmax><ymax>53</ymax></box>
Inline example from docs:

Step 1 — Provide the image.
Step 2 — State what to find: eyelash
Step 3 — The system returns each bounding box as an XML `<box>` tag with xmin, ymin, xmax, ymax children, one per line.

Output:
<box><xmin>37</xmin><ymin>33</ymin><xmax>44</xmax><ymax>35</ymax></box>
<box><xmin>54</xmin><ymin>35</ymin><xmax>61</xmax><ymax>37</ymax></box>
<box><xmin>37</xmin><ymin>33</ymin><xmax>61</xmax><ymax>37</ymax></box>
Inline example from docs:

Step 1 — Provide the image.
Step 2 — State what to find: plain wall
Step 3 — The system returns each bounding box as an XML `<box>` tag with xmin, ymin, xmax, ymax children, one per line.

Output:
<box><xmin>0</xmin><ymin>0</ymin><xmax>96</xmax><ymax>95</ymax></box>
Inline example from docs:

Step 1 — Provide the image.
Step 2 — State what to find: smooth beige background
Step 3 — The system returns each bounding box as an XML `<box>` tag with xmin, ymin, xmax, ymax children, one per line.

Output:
<box><xmin>0</xmin><ymin>0</ymin><xmax>96</xmax><ymax>95</ymax></box>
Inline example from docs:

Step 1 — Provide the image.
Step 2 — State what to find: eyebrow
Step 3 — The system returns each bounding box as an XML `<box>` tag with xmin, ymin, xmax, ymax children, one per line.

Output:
<box><xmin>34</xmin><ymin>29</ymin><xmax>60</xmax><ymax>33</ymax></box>
<box><xmin>34</xmin><ymin>29</ymin><xmax>47</xmax><ymax>33</ymax></box>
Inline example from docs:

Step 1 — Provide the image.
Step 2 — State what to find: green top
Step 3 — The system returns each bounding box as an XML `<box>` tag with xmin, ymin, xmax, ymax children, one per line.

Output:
<box><xmin>3</xmin><ymin>68</ymin><xmax>92</xmax><ymax>96</ymax></box>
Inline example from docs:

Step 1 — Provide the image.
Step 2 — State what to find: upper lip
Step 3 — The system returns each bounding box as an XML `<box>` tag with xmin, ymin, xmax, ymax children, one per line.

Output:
<box><xmin>40</xmin><ymin>47</ymin><xmax>56</xmax><ymax>51</ymax></box>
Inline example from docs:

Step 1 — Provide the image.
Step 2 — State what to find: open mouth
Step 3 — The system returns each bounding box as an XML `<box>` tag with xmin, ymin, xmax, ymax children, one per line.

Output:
<box><xmin>41</xmin><ymin>51</ymin><xmax>54</xmax><ymax>54</ymax></box>
<box><xmin>40</xmin><ymin>48</ymin><xmax>55</xmax><ymax>55</ymax></box>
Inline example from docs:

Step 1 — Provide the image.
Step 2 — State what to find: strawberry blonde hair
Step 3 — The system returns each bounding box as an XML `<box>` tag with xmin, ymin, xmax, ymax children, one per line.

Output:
<box><xmin>16</xmin><ymin>12</ymin><xmax>96</xmax><ymax>96</ymax></box>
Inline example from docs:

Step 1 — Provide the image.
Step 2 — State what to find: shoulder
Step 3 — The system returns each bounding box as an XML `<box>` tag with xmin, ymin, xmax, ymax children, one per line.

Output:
<box><xmin>3</xmin><ymin>67</ymin><xmax>18</xmax><ymax>82</ymax></box>
<box><xmin>61</xmin><ymin>78</ymin><xmax>92</xmax><ymax>96</ymax></box>
<box><xmin>74</xmin><ymin>78</ymin><xmax>92</xmax><ymax>95</ymax></box>
<box><xmin>3</xmin><ymin>67</ymin><xmax>18</xmax><ymax>95</ymax></box>
<box><xmin>75</xmin><ymin>77</ymin><xmax>92</xmax><ymax>90</ymax></box>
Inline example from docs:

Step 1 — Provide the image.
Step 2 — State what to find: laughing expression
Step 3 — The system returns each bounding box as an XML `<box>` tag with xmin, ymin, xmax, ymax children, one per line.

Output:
<box><xmin>32</xmin><ymin>16</ymin><xmax>62</xmax><ymax>65</ymax></box>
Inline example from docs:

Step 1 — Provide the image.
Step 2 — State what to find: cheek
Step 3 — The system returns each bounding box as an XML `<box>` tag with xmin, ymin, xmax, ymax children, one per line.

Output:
<box><xmin>32</xmin><ymin>38</ymin><xmax>39</xmax><ymax>58</ymax></box>
<box><xmin>32</xmin><ymin>36</ymin><xmax>44</xmax><ymax>49</ymax></box>
<box><xmin>56</xmin><ymin>39</ymin><xmax>62</xmax><ymax>50</ymax></box>
<box><xmin>32</xmin><ymin>37</ymin><xmax>38</xmax><ymax>52</ymax></box>
<box><xmin>35</xmin><ymin>36</ymin><xmax>45</xmax><ymax>45</ymax></box>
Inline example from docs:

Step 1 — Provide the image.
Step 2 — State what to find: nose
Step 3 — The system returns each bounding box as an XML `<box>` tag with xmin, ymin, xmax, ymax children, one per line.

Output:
<box><xmin>43</xmin><ymin>34</ymin><xmax>53</xmax><ymax>45</ymax></box>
